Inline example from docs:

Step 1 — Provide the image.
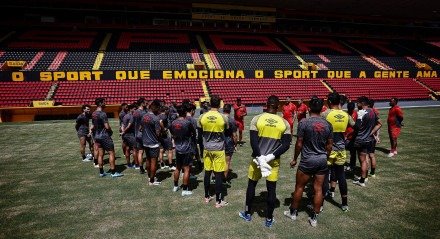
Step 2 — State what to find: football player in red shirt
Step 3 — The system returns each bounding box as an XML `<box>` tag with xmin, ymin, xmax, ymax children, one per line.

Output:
<box><xmin>282</xmin><ymin>97</ymin><xmax>297</xmax><ymax>135</ymax></box>
<box><xmin>233</xmin><ymin>98</ymin><xmax>247</xmax><ymax>146</ymax></box>
<box><xmin>345</xmin><ymin>102</ymin><xmax>358</xmax><ymax>172</ymax></box>
<box><xmin>297</xmin><ymin>99</ymin><xmax>308</xmax><ymax>123</ymax></box>
<box><xmin>387</xmin><ymin>97</ymin><xmax>404</xmax><ymax>157</ymax></box>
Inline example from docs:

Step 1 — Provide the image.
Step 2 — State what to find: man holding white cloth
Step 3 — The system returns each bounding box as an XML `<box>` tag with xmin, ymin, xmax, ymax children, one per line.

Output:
<box><xmin>239</xmin><ymin>95</ymin><xmax>291</xmax><ymax>228</ymax></box>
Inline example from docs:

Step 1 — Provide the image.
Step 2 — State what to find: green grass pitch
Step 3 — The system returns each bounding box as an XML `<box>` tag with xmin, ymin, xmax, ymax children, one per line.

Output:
<box><xmin>0</xmin><ymin>107</ymin><xmax>439</xmax><ymax>238</ymax></box>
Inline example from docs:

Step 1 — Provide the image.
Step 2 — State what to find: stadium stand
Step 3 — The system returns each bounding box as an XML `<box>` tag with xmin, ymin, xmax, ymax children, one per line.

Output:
<box><xmin>207</xmin><ymin>79</ymin><xmax>329</xmax><ymax>105</ymax></box>
<box><xmin>325</xmin><ymin>78</ymin><xmax>431</xmax><ymax>101</ymax></box>
<box><xmin>204</xmin><ymin>34</ymin><xmax>302</xmax><ymax>70</ymax></box>
<box><xmin>0</xmin><ymin>30</ymin><xmax>439</xmax><ymax>110</ymax></box>
<box><xmin>417</xmin><ymin>78</ymin><xmax>440</xmax><ymax>92</ymax></box>
<box><xmin>53</xmin><ymin>80</ymin><xmax>204</xmax><ymax>106</ymax></box>
<box><xmin>99</xmin><ymin>32</ymin><xmax>195</xmax><ymax>70</ymax></box>
<box><xmin>0</xmin><ymin>82</ymin><xmax>52</xmax><ymax>107</ymax></box>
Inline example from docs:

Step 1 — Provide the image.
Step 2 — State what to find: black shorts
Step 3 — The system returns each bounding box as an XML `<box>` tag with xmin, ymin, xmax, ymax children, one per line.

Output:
<box><xmin>176</xmin><ymin>153</ymin><xmax>193</xmax><ymax>167</ymax></box>
<box><xmin>122</xmin><ymin>134</ymin><xmax>136</xmax><ymax>148</ymax></box>
<box><xmin>225</xmin><ymin>138</ymin><xmax>235</xmax><ymax>156</ymax></box>
<box><xmin>368</xmin><ymin>139</ymin><xmax>377</xmax><ymax>153</ymax></box>
<box><xmin>143</xmin><ymin>146</ymin><xmax>160</xmax><ymax>159</ymax></box>
<box><xmin>298</xmin><ymin>158</ymin><xmax>328</xmax><ymax>175</ymax></box>
<box><xmin>225</xmin><ymin>147</ymin><xmax>234</xmax><ymax>157</ymax></box>
<box><xmin>355</xmin><ymin>141</ymin><xmax>374</xmax><ymax>154</ymax></box>
<box><xmin>95</xmin><ymin>136</ymin><xmax>114</xmax><ymax>151</ymax></box>
<box><xmin>160</xmin><ymin>137</ymin><xmax>173</xmax><ymax>150</ymax></box>
<box><xmin>77</xmin><ymin>132</ymin><xmax>91</xmax><ymax>140</ymax></box>
<box><xmin>345</xmin><ymin>139</ymin><xmax>355</xmax><ymax>150</ymax></box>
<box><xmin>135</xmin><ymin>137</ymin><xmax>143</xmax><ymax>150</ymax></box>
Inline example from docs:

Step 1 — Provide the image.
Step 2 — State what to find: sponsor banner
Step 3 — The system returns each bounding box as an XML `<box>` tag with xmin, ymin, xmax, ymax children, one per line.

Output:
<box><xmin>6</xmin><ymin>61</ymin><xmax>26</xmax><ymax>67</ymax></box>
<box><xmin>32</xmin><ymin>100</ymin><xmax>54</xmax><ymax>107</ymax></box>
<box><xmin>0</xmin><ymin>70</ymin><xmax>437</xmax><ymax>82</ymax></box>
<box><xmin>192</xmin><ymin>13</ymin><xmax>276</xmax><ymax>23</ymax></box>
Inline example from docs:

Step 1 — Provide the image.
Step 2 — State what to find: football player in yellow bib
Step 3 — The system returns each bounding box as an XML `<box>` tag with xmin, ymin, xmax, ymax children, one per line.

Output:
<box><xmin>198</xmin><ymin>95</ymin><xmax>229</xmax><ymax>208</ymax></box>
<box><xmin>239</xmin><ymin>95</ymin><xmax>291</xmax><ymax>227</ymax></box>
<box><xmin>321</xmin><ymin>92</ymin><xmax>354</xmax><ymax>212</ymax></box>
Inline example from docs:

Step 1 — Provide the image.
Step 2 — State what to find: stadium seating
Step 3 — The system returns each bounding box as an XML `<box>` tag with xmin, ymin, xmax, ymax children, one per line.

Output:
<box><xmin>214</xmin><ymin>52</ymin><xmax>302</xmax><ymax>70</ymax></box>
<box><xmin>418</xmin><ymin>78</ymin><xmax>440</xmax><ymax>91</ymax></box>
<box><xmin>99</xmin><ymin>32</ymin><xmax>195</xmax><ymax>70</ymax></box>
<box><xmin>53</xmin><ymin>80</ymin><xmax>204</xmax><ymax>106</ymax></box>
<box><xmin>207</xmin><ymin>79</ymin><xmax>329</xmax><ymax>105</ymax></box>
<box><xmin>1</xmin><ymin>29</ymin><xmax>439</xmax><ymax>109</ymax></box>
<box><xmin>6</xmin><ymin>30</ymin><xmax>101</xmax><ymax>50</ymax></box>
<box><xmin>1</xmin><ymin>30</ymin><xmax>439</xmax><ymax>72</ymax></box>
<box><xmin>0</xmin><ymin>82</ymin><xmax>52</xmax><ymax>107</ymax></box>
<box><xmin>203</xmin><ymin>34</ymin><xmax>302</xmax><ymax>70</ymax></box>
<box><xmin>324</xmin><ymin>78</ymin><xmax>431</xmax><ymax>101</ymax></box>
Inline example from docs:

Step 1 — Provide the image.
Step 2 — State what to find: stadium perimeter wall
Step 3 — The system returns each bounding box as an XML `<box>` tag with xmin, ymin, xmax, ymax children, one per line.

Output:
<box><xmin>0</xmin><ymin>105</ymin><xmax>121</xmax><ymax>122</ymax></box>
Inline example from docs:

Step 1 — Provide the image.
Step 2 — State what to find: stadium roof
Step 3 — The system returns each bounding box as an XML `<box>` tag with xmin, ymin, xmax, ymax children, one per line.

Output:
<box><xmin>191</xmin><ymin>0</ymin><xmax>440</xmax><ymax>21</ymax></box>
<box><xmin>3</xmin><ymin>0</ymin><xmax>440</xmax><ymax>21</ymax></box>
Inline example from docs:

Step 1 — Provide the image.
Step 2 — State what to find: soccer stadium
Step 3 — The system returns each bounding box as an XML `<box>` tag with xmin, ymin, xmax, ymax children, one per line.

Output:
<box><xmin>0</xmin><ymin>0</ymin><xmax>439</xmax><ymax>238</ymax></box>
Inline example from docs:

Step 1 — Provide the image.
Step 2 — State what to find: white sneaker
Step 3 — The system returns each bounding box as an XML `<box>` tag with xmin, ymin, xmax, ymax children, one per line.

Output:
<box><xmin>354</xmin><ymin>176</ymin><xmax>368</xmax><ymax>182</ymax></box>
<box><xmin>94</xmin><ymin>164</ymin><xmax>99</xmax><ymax>168</ymax></box>
<box><xmin>353</xmin><ymin>180</ymin><xmax>366</xmax><ymax>187</ymax></box>
<box><xmin>82</xmin><ymin>158</ymin><xmax>92</xmax><ymax>162</ymax></box>
<box><xmin>182</xmin><ymin>190</ymin><xmax>193</xmax><ymax>196</ymax></box>
<box><xmin>215</xmin><ymin>200</ymin><xmax>229</xmax><ymax>208</ymax></box>
<box><xmin>170</xmin><ymin>166</ymin><xmax>177</xmax><ymax>171</ymax></box>
<box><xmin>149</xmin><ymin>181</ymin><xmax>161</xmax><ymax>186</ymax></box>
<box><xmin>172</xmin><ymin>186</ymin><xmax>180</xmax><ymax>192</ymax></box>
<box><xmin>308</xmin><ymin>216</ymin><xmax>318</xmax><ymax>227</ymax></box>
<box><xmin>283</xmin><ymin>210</ymin><xmax>297</xmax><ymax>220</ymax></box>
<box><xmin>387</xmin><ymin>152</ymin><xmax>395</xmax><ymax>157</ymax></box>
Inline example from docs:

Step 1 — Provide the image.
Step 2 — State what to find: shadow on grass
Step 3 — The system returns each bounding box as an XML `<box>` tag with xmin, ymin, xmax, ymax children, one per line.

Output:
<box><xmin>191</xmin><ymin>160</ymin><xmax>204</xmax><ymax>175</ymax></box>
<box><xmin>375</xmin><ymin>146</ymin><xmax>390</xmax><ymax>154</ymax></box>
<box><xmin>114</xmin><ymin>164</ymin><xmax>127</xmax><ymax>173</ymax></box>
<box><xmin>251</xmin><ymin>191</ymin><xmax>281</xmax><ymax>218</ymax></box>
<box><xmin>283</xmin><ymin>195</ymin><xmax>311</xmax><ymax>213</ymax></box>
<box><xmin>228</xmin><ymin>170</ymin><xmax>238</xmax><ymax>182</ymax></box>
<box><xmin>345</xmin><ymin>167</ymin><xmax>360</xmax><ymax>180</ymax></box>
<box><xmin>156</xmin><ymin>171</ymin><xmax>172</xmax><ymax>182</ymax></box>
<box><xmin>324</xmin><ymin>197</ymin><xmax>342</xmax><ymax>209</ymax></box>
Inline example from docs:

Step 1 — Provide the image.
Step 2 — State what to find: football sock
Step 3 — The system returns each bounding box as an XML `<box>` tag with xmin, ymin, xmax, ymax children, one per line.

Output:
<box><xmin>215</xmin><ymin>172</ymin><xmax>223</xmax><ymax>202</ymax></box>
<box><xmin>204</xmin><ymin>171</ymin><xmax>211</xmax><ymax>198</ymax></box>
<box><xmin>370</xmin><ymin>168</ymin><xmax>376</xmax><ymax>175</ymax></box>
<box><xmin>342</xmin><ymin>196</ymin><xmax>348</xmax><ymax>206</ymax></box>
<box><xmin>266</xmin><ymin>181</ymin><xmax>277</xmax><ymax>219</ymax></box>
<box><xmin>290</xmin><ymin>207</ymin><xmax>297</xmax><ymax>215</ymax></box>
<box><xmin>245</xmin><ymin>179</ymin><xmax>258</xmax><ymax>215</ymax></box>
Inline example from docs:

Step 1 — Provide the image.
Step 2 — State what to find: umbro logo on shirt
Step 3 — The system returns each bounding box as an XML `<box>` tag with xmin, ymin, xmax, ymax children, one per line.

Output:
<box><xmin>334</xmin><ymin>114</ymin><xmax>345</xmax><ymax>120</ymax></box>
<box><xmin>265</xmin><ymin>118</ymin><xmax>278</xmax><ymax>125</ymax></box>
<box><xmin>266</xmin><ymin>118</ymin><xmax>278</xmax><ymax>124</ymax></box>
